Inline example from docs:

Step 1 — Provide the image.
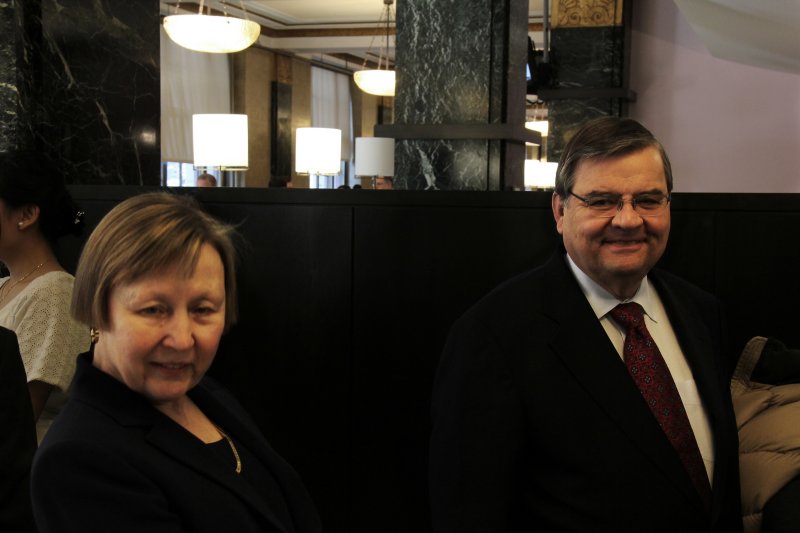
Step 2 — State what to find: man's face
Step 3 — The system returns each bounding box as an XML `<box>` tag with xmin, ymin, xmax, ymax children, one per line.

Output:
<box><xmin>375</xmin><ymin>176</ymin><xmax>393</xmax><ymax>190</ymax></box>
<box><xmin>551</xmin><ymin>146</ymin><xmax>670</xmax><ymax>299</ymax></box>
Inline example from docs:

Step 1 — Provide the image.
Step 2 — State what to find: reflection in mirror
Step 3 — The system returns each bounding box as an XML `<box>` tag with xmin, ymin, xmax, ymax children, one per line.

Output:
<box><xmin>159</xmin><ymin>1</ymin><xmax>551</xmax><ymax>190</ymax></box>
<box><xmin>159</xmin><ymin>0</ymin><xmax>397</xmax><ymax>189</ymax></box>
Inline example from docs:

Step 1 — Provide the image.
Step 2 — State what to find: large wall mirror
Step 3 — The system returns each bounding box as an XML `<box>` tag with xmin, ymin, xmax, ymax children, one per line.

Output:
<box><xmin>159</xmin><ymin>0</ymin><xmax>551</xmax><ymax>190</ymax></box>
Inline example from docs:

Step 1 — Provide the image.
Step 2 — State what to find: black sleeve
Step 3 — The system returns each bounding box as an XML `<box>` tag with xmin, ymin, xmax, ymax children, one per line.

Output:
<box><xmin>0</xmin><ymin>327</ymin><xmax>37</xmax><ymax>533</ymax></box>
<box><xmin>429</xmin><ymin>315</ymin><xmax>529</xmax><ymax>533</ymax></box>
<box><xmin>31</xmin><ymin>439</ymin><xmax>185</xmax><ymax>533</ymax></box>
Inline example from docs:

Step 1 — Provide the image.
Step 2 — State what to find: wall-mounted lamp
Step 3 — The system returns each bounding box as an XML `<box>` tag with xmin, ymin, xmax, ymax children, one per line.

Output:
<box><xmin>296</xmin><ymin>127</ymin><xmax>342</xmax><ymax>188</ymax></box>
<box><xmin>193</xmin><ymin>114</ymin><xmax>249</xmax><ymax>170</ymax></box>
<box><xmin>163</xmin><ymin>0</ymin><xmax>261</xmax><ymax>54</ymax></box>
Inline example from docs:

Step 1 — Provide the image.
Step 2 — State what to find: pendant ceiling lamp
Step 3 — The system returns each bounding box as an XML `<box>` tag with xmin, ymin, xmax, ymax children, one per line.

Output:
<box><xmin>164</xmin><ymin>0</ymin><xmax>261</xmax><ymax>54</ymax></box>
<box><xmin>353</xmin><ymin>0</ymin><xmax>396</xmax><ymax>97</ymax></box>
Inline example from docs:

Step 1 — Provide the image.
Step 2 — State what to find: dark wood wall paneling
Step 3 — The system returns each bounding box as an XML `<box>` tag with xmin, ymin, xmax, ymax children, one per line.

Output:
<box><xmin>62</xmin><ymin>187</ymin><xmax>800</xmax><ymax>533</ymax></box>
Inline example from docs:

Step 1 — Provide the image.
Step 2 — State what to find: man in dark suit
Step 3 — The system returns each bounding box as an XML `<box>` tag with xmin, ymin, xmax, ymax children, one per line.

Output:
<box><xmin>0</xmin><ymin>326</ymin><xmax>37</xmax><ymax>533</ymax></box>
<box><xmin>429</xmin><ymin>117</ymin><xmax>742</xmax><ymax>532</ymax></box>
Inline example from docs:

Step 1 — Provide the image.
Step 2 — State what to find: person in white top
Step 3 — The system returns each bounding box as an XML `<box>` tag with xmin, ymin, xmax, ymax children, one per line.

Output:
<box><xmin>0</xmin><ymin>150</ymin><xmax>90</xmax><ymax>439</ymax></box>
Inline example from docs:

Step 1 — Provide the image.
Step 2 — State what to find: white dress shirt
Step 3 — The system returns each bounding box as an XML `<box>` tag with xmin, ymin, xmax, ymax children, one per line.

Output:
<box><xmin>565</xmin><ymin>255</ymin><xmax>715</xmax><ymax>483</ymax></box>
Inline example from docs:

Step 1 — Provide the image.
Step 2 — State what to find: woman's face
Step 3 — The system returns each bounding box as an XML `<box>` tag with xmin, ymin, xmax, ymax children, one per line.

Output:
<box><xmin>93</xmin><ymin>243</ymin><xmax>226</xmax><ymax>409</ymax></box>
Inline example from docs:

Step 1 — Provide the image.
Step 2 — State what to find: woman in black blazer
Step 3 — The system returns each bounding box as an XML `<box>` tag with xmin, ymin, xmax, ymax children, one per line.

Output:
<box><xmin>31</xmin><ymin>192</ymin><xmax>321</xmax><ymax>533</ymax></box>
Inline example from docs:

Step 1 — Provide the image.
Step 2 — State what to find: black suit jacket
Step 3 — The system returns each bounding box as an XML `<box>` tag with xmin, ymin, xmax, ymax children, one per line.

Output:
<box><xmin>430</xmin><ymin>253</ymin><xmax>742</xmax><ymax>533</ymax></box>
<box><xmin>32</xmin><ymin>353</ymin><xmax>321</xmax><ymax>533</ymax></box>
<box><xmin>0</xmin><ymin>327</ymin><xmax>37</xmax><ymax>533</ymax></box>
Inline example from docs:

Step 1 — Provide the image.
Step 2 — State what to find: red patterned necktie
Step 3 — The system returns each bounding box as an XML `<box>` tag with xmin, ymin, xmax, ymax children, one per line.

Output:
<box><xmin>610</xmin><ymin>302</ymin><xmax>712</xmax><ymax>505</ymax></box>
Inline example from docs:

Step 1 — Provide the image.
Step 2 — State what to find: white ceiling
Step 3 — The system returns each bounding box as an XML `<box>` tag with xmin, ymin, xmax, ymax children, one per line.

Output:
<box><xmin>240</xmin><ymin>0</ymin><xmax>407</xmax><ymax>27</ymax></box>
<box><xmin>242</xmin><ymin>0</ymin><xmax>545</xmax><ymax>29</ymax></box>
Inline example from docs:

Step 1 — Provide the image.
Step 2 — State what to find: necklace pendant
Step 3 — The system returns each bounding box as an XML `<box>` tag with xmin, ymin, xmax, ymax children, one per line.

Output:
<box><xmin>213</xmin><ymin>424</ymin><xmax>242</xmax><ymax>474</ymax></box>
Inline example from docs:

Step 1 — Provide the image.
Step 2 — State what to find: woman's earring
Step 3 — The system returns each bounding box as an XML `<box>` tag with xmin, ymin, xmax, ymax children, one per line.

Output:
<box><xmin>90</xmin><ymin>327</ymin><xmax>99</xmax><ymax>344</ymax></box>
<box><xmin>17</xmin><ymin>221</ymin><xmax>23</xmax><ymax>229</ymax></box>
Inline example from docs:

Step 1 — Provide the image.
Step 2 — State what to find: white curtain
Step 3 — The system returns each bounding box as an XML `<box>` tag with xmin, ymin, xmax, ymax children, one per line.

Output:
<box><xmin>311</xmin><ymin>66</ymin><xmax>353</xmax><ymax>160</ymax></box>
<box><xmin>160</xmin><ymin>27</ymin><xmax>231</xmax><ymax>163</ymax></box>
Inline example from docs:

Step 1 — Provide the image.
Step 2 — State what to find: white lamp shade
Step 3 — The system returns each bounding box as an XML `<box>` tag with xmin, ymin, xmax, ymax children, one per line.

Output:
<box><xmin>355</xmin><ymin>137</ymin><xmax>394</xmax><ymax>176</ymax></box>
<box><xmin>163</xmin><ymin>14</ymin><xmax>260</xmax><ymax>54</ymax></box>
<box><xmin>524</xmin><ymin>160</ymin><xmax>558</xmax><ymax>190</ymax></box>
<box><xmin>353</xmin><ymin>70</ymin><xmax>396</xmax><ymax>97</ymax></box>
<box><xmin>296</xmin><ymin>128</ymin><xmax>342</xmax><ymax>175</ymax></box>
<box><xmin>193</xmin><ymin>114</ymin><xmax>249</xmax><ymax>170</ymax></box>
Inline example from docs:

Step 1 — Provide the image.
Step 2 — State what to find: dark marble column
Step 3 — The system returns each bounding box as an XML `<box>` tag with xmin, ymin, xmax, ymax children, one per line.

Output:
<box><xmin>34</xmin><ymin>0</ymin><xmax>160</xmax><ymax>185</ymax></box>
<box><xmin>0</xmin><ymin>1</ymin><xmax>40</xmax><ymax>152</ymax></box>
<box><xmin>542</xmin><ymin>0</ymin><xmax>633</xmax><ymax>161</ymax></box>
<box><xmin>381</xmin><ymin>0</ymin><xmax>536</xmax><ymax>190</ymax></box>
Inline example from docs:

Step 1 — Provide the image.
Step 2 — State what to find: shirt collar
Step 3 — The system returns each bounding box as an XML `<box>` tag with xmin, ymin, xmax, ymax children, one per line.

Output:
<box><xmin>564</xmin><ymin>253</ymin><xmax>660</xmax><ymax>323</ymax></box>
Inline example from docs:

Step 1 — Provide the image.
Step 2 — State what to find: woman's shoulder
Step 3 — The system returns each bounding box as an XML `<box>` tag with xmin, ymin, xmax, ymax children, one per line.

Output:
<box><xmin>14</xmin><ymin>271</ymin><xmax>75</xmax><ymax>307</ymax></box>
<box><xmin>27</xmin><ymin>270</ymin><xmax>75</xmax><ymax>291</ymax></box>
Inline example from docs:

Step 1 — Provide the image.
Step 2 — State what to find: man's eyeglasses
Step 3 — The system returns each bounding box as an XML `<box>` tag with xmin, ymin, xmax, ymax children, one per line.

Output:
<box><xmin>568</xmin><ymin>191</ymin><xmax>671</xmax><ymax>218</ymax></box>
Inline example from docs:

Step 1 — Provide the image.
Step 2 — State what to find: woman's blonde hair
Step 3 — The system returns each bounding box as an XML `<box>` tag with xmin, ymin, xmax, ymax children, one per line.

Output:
<box><xmin>71</xmin><ymin>192</ymin><xmax>238</xmax><ymax>331</ymax></box>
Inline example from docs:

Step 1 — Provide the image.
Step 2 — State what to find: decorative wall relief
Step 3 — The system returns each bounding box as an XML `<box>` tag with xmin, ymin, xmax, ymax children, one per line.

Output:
<box><xmin>276</xmin><ymin>53</ymin><xmax>292</xmax><ymax>85</ymax></box>
<box><xmin>551</xmin><ymin>0</ymin><xmax>624</xmax><ymax>28</ymax></box>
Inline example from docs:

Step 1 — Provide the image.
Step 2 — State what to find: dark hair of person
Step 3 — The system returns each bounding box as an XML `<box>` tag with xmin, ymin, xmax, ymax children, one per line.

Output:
<box><xmin>0</xmin><ymin>150</ymin><xmax>84</xmax><ymax>243</ymax></box>
<box><xmin>555</xmin><ymin>117</ymin><xmax>673</xmax><ymax>198</ymax></box>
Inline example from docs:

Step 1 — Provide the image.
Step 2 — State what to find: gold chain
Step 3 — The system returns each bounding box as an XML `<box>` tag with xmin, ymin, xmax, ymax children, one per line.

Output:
<box><xmin>213</xmin><ymin>424</ymin><xmax>242</xmax><ymax>474</ymax></box>
<box><xmin>0</xmin><ymin>262</ymin><xmax>44</xmax><ymax>305</ymax></box>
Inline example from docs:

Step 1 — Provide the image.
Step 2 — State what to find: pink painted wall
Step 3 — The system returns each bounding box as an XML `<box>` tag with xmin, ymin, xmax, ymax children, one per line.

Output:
<box><xmin>628</xmin><ymin>1</ymin><xmax>800</xmax><ymax>192</ymax></box>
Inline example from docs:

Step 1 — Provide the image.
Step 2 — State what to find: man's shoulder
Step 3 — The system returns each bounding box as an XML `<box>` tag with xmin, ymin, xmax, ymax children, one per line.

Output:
<box><xmin>458</xmin><ymin>253</ymin><xmax>570</xmax><ymax>326</ymax></box>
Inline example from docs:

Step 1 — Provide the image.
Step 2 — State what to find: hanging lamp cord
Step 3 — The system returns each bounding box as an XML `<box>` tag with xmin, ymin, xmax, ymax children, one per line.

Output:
<box><xmin>380</xmin><ymin>1</ymin><xmax>391</xmax><ymax>71</ymax></box>
<box><xmin>360</xmin><ymin>0</ymin><xmax>394</xmax><ymax>71</ymax></box>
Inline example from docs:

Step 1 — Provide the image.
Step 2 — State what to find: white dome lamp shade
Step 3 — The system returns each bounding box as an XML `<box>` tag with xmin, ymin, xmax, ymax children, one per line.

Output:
<box><xmin>163</xmin><ymin>1</ymin><xmax>261</xmax><ymax>54</ymax></box>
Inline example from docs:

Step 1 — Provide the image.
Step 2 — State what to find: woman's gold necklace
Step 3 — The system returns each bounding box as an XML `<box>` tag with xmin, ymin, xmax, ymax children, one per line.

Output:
<box><xmin>214</xmin><ymin>424</ymin><xmax>242</xmax><ymax>474</ymax></box>
<box><xmin>0</xmin><ymin>262</ymin><xmax>44</xmax><ymax>305</ymax></box>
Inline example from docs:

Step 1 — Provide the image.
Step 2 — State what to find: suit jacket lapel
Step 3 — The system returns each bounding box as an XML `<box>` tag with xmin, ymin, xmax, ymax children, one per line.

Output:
<box><xmin>144</xmin><ymin>412</ymin><xmax>292</xmax><ymax>533</ymax></box>
<box><xmin>649</xmin><ymin>272</ymin><xmax>723</xmax><ymax>430</ymax></box>
<box><xmin>650</xmin><ymin>271</ymin><xmax>732</xmax><ymax>522</ymax></box>
<box><xmin>189</xmin><ymin>383</ymin><xmax>312</xmax><ymax>524</ymax></box>
<box><xmin>540</xmin><ymin>255</ymin><xmax>707</xmax><ymax>511</ymax></box>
